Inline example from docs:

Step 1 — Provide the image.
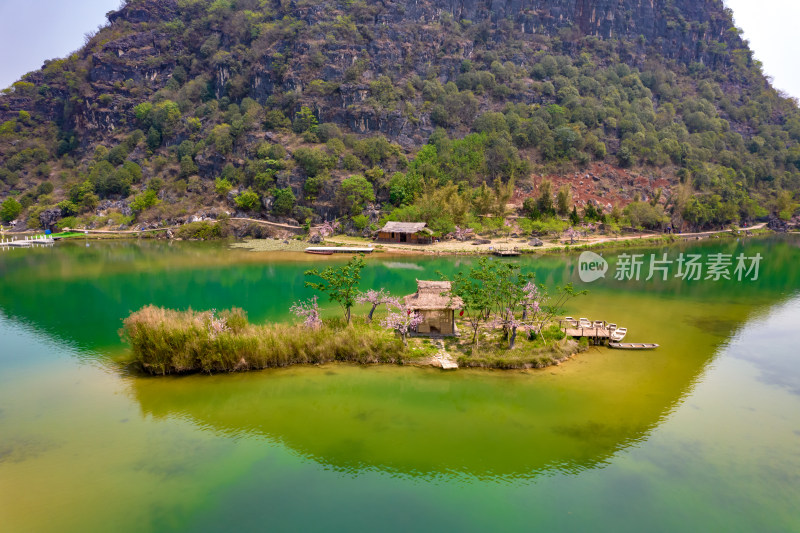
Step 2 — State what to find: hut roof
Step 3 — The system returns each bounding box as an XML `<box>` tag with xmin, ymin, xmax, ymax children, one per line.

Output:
<box><xmin>380</xmin><ymin>221</ymin><xmax>430</xmax><ymax>234</ymax></box>
<box><xmin>404</xmin><ymin>280</ymin><xmax>463</xmax><ymax>310</ymax></box>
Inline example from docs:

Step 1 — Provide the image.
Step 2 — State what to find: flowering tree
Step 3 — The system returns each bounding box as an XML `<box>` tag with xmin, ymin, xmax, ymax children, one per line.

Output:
<box><xmin>290</xmin><ymin>295</ymin><xmax>322</xmax><ymax>330</ymax></box>
<box><xmin>319</xmin><ymin>219</ymin><xmax>340</xmax><ymax>238</ymax></box>
<box><xmin>527</xmin><ymin>283</ymin><xmax>586</xmax><ymax>340</ymax></box>
<box><xmin>207</xmin><ymin>309</ymin><xmax>228</xmax><ymax>339</ymax></box>
<box><xmin>448</xmin><ymin>259</ymin><xmax>584</xmax><ymax>350</ymax></box>
<box><xmin>452</xmin><ymin>225</ymin><xmax>474</xmax><ymax>241</ymax></box>
<box><xmin>491</xmin><ymin>265</ymin><xmax>535</xmax><ymax>348</ymax></box>
<box><xmin>381</xmin><ymin>299</ymin><xmax>423</xmax><ymax>346</ymax></box>
<box><xmin>564</xmin><ymin>227</ymin><xmax>580</xmax><ymax>244</ymax></box>
<box><xmin>521</xmin><ymin>281</ymin><xmax>540</xmax><ymax>320</ymax></box>
<box><xmin>356</xmin><ymin>288</ymin><xmax>393</xmax><ymax>322</ymax></box>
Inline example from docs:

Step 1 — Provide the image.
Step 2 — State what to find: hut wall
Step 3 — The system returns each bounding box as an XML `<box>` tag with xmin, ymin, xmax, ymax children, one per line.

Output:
<box><xmin>417</xmin><ymin>309</ymin><xmax>454</xmax><ymax>335</ymax></box>
<box><xmin>376</xmin><ymin>232</ymin><xmax>432</xmax><ymax>244</ymax></box>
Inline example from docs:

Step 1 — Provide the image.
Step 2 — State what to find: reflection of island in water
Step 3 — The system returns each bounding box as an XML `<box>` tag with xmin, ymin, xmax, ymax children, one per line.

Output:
<box><xmin>127</xmin><ymin>309</ymin><xmax>722</xmax><ymax>481</ymax></box>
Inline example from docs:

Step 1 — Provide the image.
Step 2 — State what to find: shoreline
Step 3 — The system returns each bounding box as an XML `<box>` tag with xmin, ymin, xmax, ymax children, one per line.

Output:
<box><xmin>2</xmin><ymin>222</ymin><xmax>778</xmax><ymax>256</ymax></box>
<box><xmin>4</xmin><ymin>225</ymin><xmax>780</xmax><ymax>258</ymax></box>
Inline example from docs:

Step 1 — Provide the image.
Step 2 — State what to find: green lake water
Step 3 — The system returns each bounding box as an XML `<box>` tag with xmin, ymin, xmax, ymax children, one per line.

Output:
<box><xmin>1</xmin><ymin>236</ymin><xmax>799</xmax><ymax>531</ymax></box>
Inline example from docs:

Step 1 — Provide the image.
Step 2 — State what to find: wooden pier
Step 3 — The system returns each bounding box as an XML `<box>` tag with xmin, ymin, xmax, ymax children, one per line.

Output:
<box><xmin>560</xmin><ymin>319</ymin><xmax>613</xmax><ymax>345</ymax></box>
<box><xmin>305</xmin><ymin>246</ymin><xmax>374</xmax><ymax>254</ymax></box>
<box><xmin>0</xmin><ymin>235</ymin><xmax>55</xmax><ymax>249</ymax></box>
<box><xmin>493</xmin><ymin>249</ymin><xmax>520</xmax><ymax>257</ymax></box>
<box><xmin>562</xmin><ymin>326</ymin><xmax>611</xmax><ymax>344</ymax></box>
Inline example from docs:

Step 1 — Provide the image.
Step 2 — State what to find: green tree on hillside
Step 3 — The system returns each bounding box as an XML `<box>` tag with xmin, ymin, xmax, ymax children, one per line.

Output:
<box><xmin>1</xmin><ymin>198</ymin><xmax>22</xmax><ymax>223</ymax></box>
<box><xmin>234</xmin><ymin>190</ymin><xmax>261</xmax><ymax>212</ymax></box>
<box><xmin>336</xmin><ymin>175</ymin><xmax>375</xmax><ymax>215</ymax></box>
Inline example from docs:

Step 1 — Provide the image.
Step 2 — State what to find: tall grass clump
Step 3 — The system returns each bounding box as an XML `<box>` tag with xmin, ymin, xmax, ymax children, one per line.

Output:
<box><xmin>122</xmin><ymin>306</ymin><xmax>406</xmax><ymax>375</ymax></box>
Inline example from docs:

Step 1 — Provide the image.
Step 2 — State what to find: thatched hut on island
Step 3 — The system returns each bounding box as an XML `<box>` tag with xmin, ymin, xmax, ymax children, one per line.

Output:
<box><xmin>377</xmin><ymin>222</ymin><xmax>434</xmax><ymax>244</ymax></box>
<box><xmin>404</xmin><ymin>280</ymin><xmax>463</xmax><ymax>336</ymax></box>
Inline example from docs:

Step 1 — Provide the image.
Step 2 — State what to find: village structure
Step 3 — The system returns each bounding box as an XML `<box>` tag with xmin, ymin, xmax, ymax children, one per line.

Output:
<box><xmin>376</xmin><ymin>222</ymin><xmax>434</xmax><ymax>244</ymax></box>
<box><xmin>404</xmin><ymin>280</ymin><xmax>463</xmax><ymax>336</ymax></box>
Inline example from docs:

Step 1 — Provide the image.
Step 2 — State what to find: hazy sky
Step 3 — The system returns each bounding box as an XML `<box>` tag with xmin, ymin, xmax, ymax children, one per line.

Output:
<box><xmin>1</xmin><ymin>0</ymin><xmax>799</xmax><ymax>99</ymax></box>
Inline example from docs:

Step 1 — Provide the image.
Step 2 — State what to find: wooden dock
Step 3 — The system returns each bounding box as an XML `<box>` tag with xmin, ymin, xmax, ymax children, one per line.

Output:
<box><xmin>493</xmin><ymin>249</ymin><xmax>520</xmax><ymax>257</ymax></box>
<box><xmin>1</xmin><ymin>236</ymin><xmax>55</xmax><ymax>249</ymax></box>
<box><xmin>563</xmin><ymin>327</ymin><xmax>610</xmax><ymax>341</ymax></box>
<box><xmin>560</xmin><ymin>319</ymin><xmax>612</xmax><ymax>345</ymax></box>
<box><xmin>305</xmin><ymin>246</ymin><xmax>374</xmax><ymax>254</ymax></box>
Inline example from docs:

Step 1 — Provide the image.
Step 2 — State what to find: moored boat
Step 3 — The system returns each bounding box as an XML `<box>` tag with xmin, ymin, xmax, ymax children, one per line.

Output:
<box><xmin>608</xmin><ymin>342</ymin><xmax>659</xmax><ymax>350</ymax></box>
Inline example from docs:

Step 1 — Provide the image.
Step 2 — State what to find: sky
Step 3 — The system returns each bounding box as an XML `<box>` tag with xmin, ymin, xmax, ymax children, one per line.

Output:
<box><xmin>1</xmin><ymin>0</ymin><xmax>800</xmax><ymax>99</ymax></box>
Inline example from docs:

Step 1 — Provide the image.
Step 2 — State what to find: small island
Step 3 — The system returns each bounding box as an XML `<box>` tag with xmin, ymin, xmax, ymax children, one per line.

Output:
<box><xmin>123</xmin><ymin>256</ymin><xmax>586</xmax><ymax>375</ymax></box>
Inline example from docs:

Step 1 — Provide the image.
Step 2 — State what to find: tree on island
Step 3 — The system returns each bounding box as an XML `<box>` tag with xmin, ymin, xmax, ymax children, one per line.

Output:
<box><xmin>356</xmin><ymin>288</ymin><xmax>393</xmax><ymax>322</ymax></box>
<box><xmin>490</xmin><ymin>264</ymin><xmax>536</xmax><ymax>349</ymax></box>
<box><xmin>381</xmin><ymin>299</ymin><xmax>423</xmax><ymax>346</ymax></box>
<box><xmin>446</xmin><ymin>257</ymin><xmax>586</xmax><ymax>350</ymax></box>
<box><xmin>304</xmin><ymin>255</ymin><xmax>366</xmax><ymax>324</ymax></box>
<box><xmin>290</xmin><ymin>295</ymin><xmax>322</xmax><ymax>330</ymax></box>
<box><xmin>444</xmin><ymin>257</ymin><xmax>499</xmax><ymax>346</ymax></box>
<box><xmin>526</xmin><ymin>282</ymin><xmax>585</xmax><ymax>339</ymax></box>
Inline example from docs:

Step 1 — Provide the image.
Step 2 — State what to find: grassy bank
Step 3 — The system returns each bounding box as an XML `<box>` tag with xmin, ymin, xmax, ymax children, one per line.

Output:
<box><xmin>122</xmin><ymin>306</ymin><xmax>588</xmax><ymax>374</ymax></box>
<box><xmin>445</xmin><ymin>324</ymin><xmax>585</xmax><ymax>369</ymax></box>
<box><xmin>122</xmin><ymin>306</ymin><xmax>417</xmax><ymax>375</ymax></box>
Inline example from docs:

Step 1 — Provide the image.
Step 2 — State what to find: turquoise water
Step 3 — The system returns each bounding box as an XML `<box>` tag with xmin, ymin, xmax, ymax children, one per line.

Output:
<box><xmin>1</xmin><ymin>236</ymin><xmax>799</xmax><ymax>531</ymax></box>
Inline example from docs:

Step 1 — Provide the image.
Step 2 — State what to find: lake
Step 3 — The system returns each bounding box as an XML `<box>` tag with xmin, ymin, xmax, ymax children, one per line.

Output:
<box><xmin>1</xmin><ymin>236</ymin><xmax>799</xmax><ymax>532</ymax></box>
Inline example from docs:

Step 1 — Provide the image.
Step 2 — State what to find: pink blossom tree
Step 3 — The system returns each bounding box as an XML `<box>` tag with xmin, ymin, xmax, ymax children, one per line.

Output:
<box><xmin>206</xmin><ymin>309</ymin><xmax>228</xmax><ymax>339</ymax></box>
<box><xmin>564</xmin><ymin>227</ymin><xmax>580</xmax><ymax>244</ymax></box>
<box><xmin>290</xmin><ymin>295</ymin><xmax>322</xmax><ymax>330</ymax></box>
<box><xmin>521</xmin><ymin>281</ymin><xmax>540</xmax><ymax>321</ymax></box>
<box><xmin>356</xmin><ymin>288</ymin><xmax>393</xmax><ymax>322</ymax></box>
<box><xmin>527</xmin><ymin>284</ymin><xmax>585</xmax><ymax>340</ymax></box>
<box><xmin>318</xmin><ymin>219</ymin><xmax>340</xmax><ymax>238</ymax></box>
<box><xmin>453</xmin><ymin>225</ymin><xmax>474</xmax><ymax>241</ymax></box>
<box><xmin>381</xmin><ymin>299</ymin><xmax>423</xmax><ymax>346</ymax></box>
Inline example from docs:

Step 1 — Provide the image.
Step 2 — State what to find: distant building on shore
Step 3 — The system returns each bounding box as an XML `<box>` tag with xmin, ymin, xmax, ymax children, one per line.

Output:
<box><xmin>377</xmin><ymin>222</ymin><xmax>433</xmax><ymax>244</ymax></box>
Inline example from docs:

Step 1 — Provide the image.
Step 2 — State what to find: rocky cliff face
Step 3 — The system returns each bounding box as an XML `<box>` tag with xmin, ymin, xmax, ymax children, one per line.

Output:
<box><xmin>2</xmin><ymin>0</ymin><xmax>795</xmax><ymax>231</ymax></box>
<box><xmin>1</xmin><ymin>0</ymin><xmax>745</xmax><ymax>138</ymax></box>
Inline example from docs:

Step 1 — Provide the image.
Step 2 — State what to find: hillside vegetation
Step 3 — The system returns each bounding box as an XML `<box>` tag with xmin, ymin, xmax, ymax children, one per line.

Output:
<box><xmin>1</xmin><ymin>0</ymin><xmax>799</xmax><ymax>235</ymax></box>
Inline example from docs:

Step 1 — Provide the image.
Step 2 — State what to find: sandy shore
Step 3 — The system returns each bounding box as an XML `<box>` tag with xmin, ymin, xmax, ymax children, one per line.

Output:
<box><xmin>318</xmin><ymin>223</ymin><xmax>768</xmax><ymax>255</ymax></box>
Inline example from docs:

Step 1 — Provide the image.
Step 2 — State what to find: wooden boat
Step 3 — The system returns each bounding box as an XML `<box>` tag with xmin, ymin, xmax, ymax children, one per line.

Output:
<box><xmin>608</xmin><ymin>342</ymin><xmax>659</xmax><ymax>350</ymax></box>
<box><xmin>305</xmin><ymin>247</ymin><xmax>374</xmax><ymax>254</ymax></box>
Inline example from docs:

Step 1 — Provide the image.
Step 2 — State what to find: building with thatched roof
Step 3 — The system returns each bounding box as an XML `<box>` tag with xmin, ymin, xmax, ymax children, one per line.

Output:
<box><xmin>404</xmin><ymin>280</ymin><xmax>463</xmax><ymax>336</ymax></box>
<box><xmin>377</xmin><ymin>221</ymin><xmax>433</xmax><ymax>244</ymax></box>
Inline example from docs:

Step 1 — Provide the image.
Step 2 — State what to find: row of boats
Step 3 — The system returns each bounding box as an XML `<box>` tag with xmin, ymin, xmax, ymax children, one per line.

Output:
<box><xmin>563</xmin><ymin>316</ymin><xmax>659</xmax><ymax>350</ymax></box>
